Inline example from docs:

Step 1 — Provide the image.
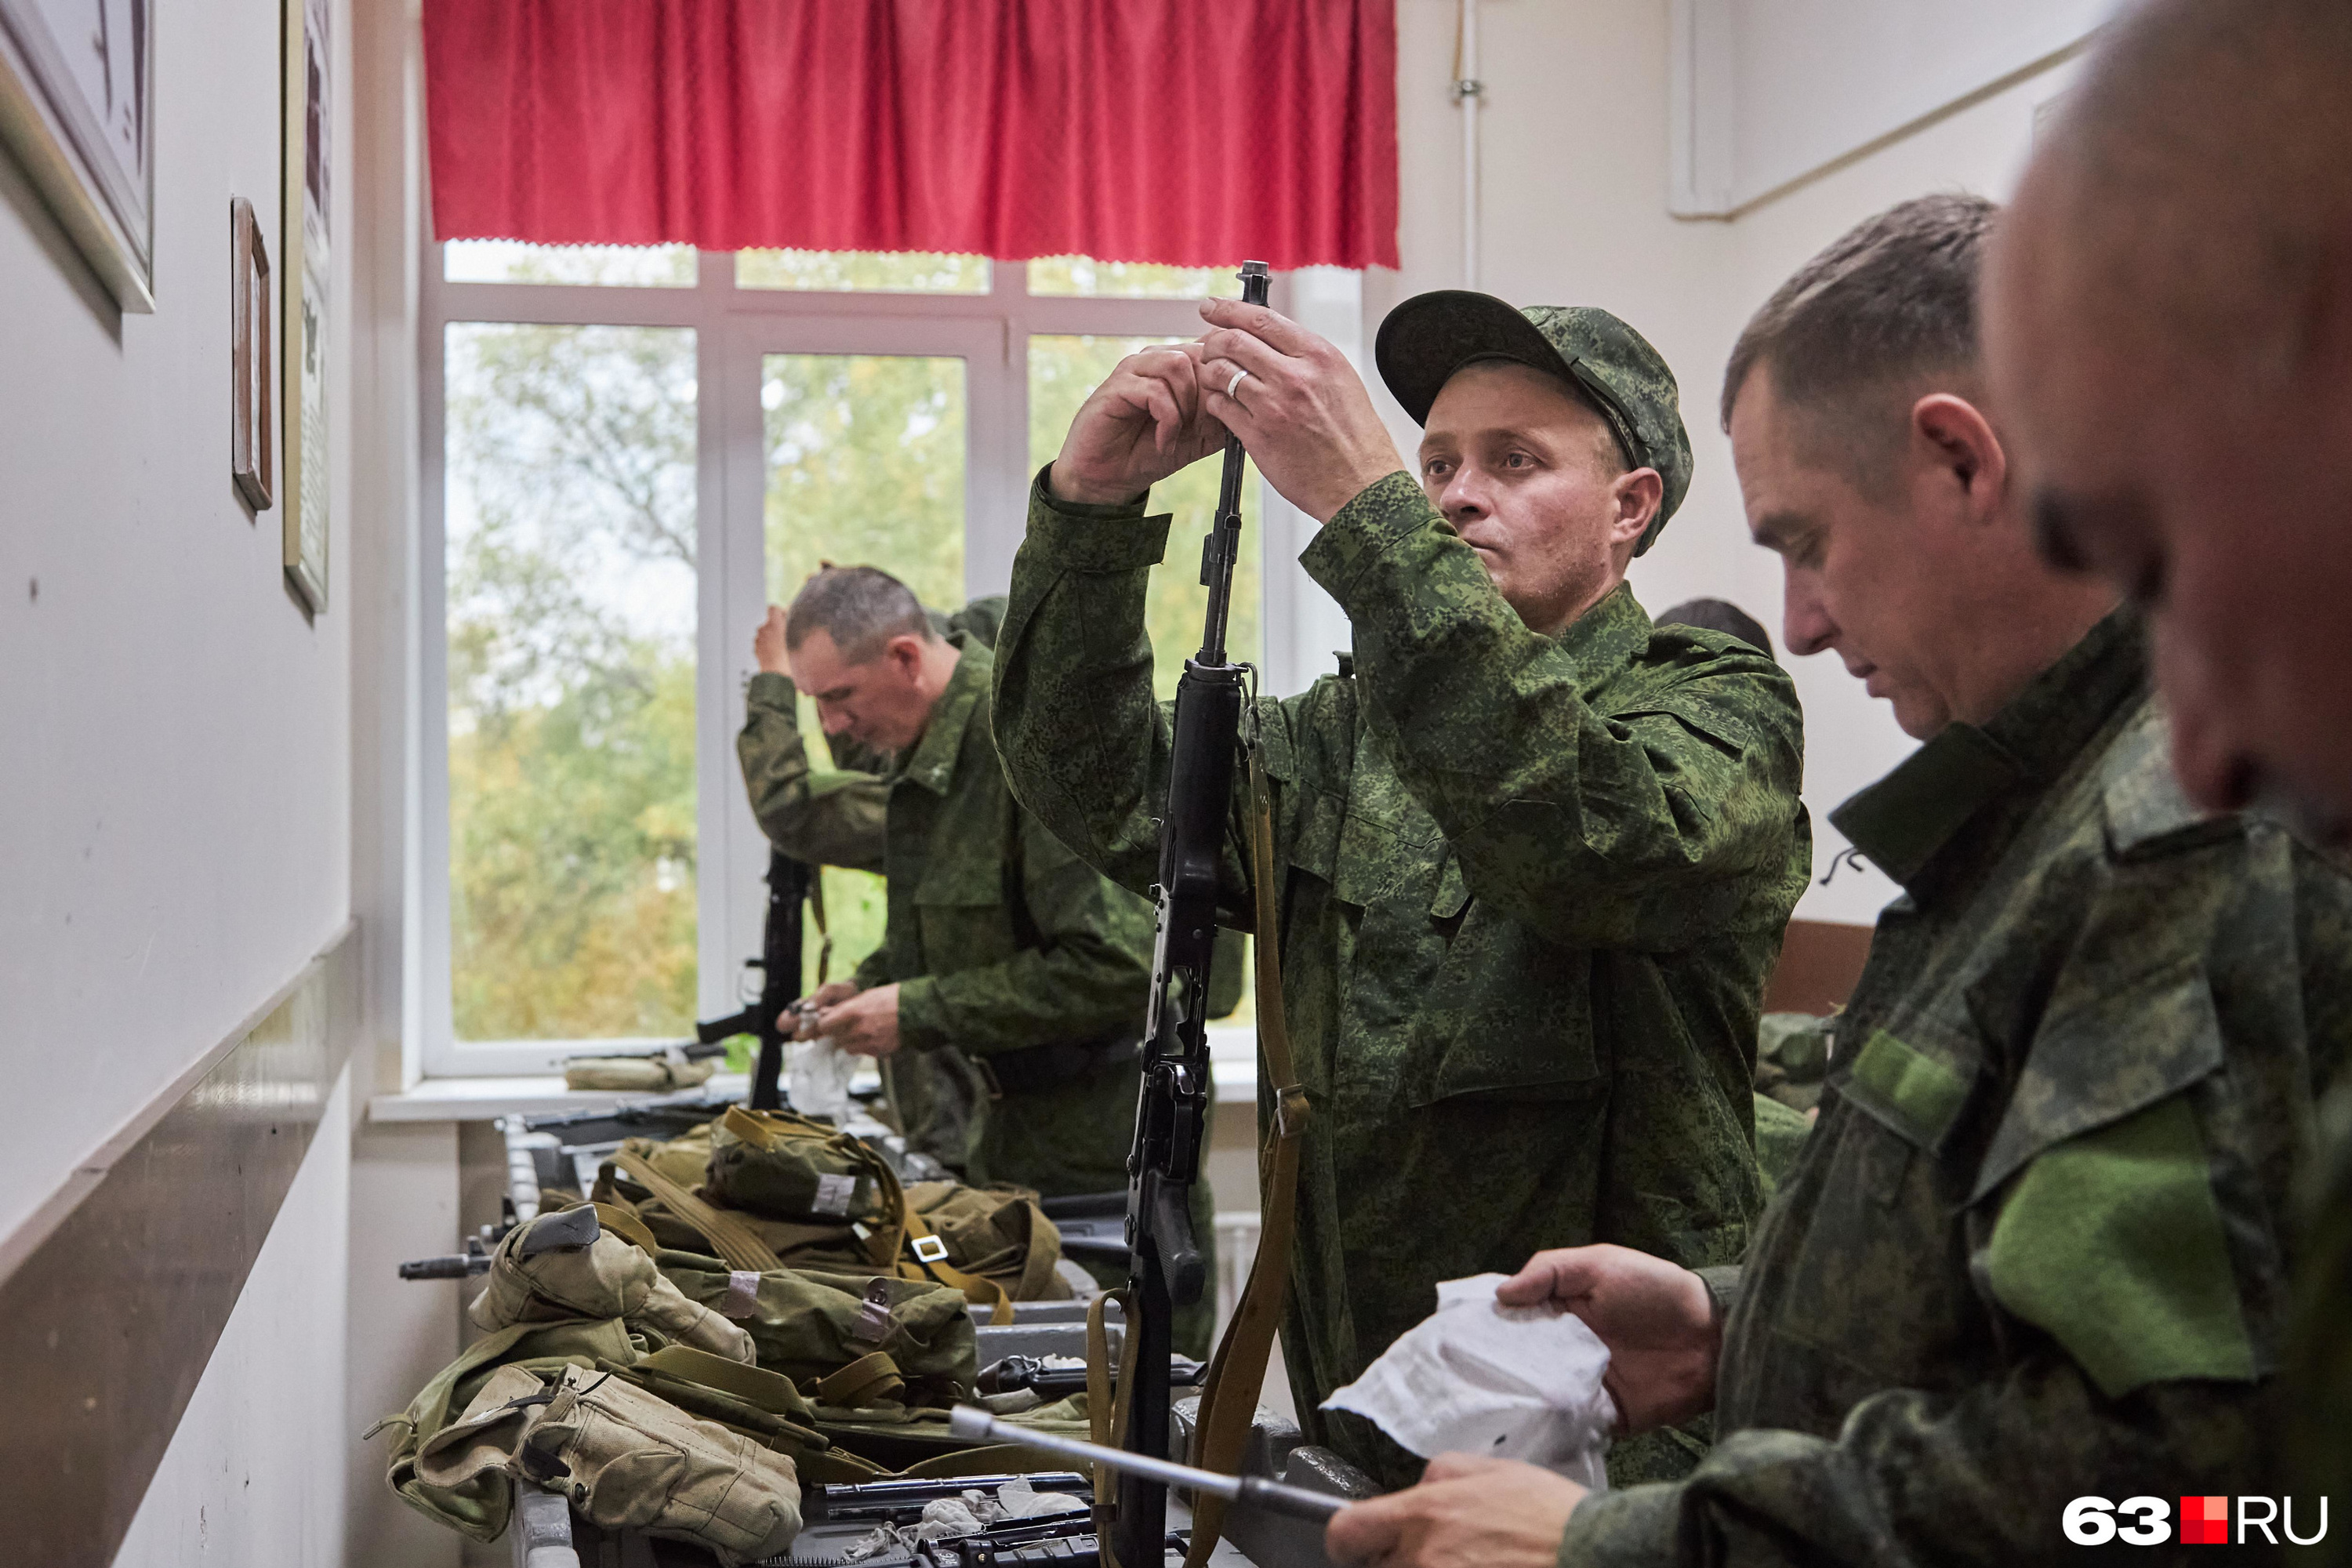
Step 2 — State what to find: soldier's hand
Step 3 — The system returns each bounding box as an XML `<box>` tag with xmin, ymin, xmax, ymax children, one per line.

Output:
<box><xmin>1048</xmin><ymin>343</ymin><xmax>1229</xmax><ymax>506</ymax></box>
<box><xmin>788</xmin><ymin>982</ymin><xmax>858</xmax><ymax>1039</ymax></box>
<box><xmin>817</xmin><ymin>983</ymin><xmax>902</xmax><ymax>1058</ymax></box>
<box><xmin>1196</xmin><ymin>297</ymin><xmax>1407</xmax><ymax>524</ymax></box>
<box><xmin>1325</xmin><ymin>1454</ymin><xmax>1584</xmax><ymax>1568</ymax></box>
<box><xmin>1497</xmin><ymin>1244</ymin><xmax>1719</xmax><ymax>1434</ymax></box>
<box><xmin>754</xmin><ymin>605</ymin><xmax>791</xmax><ymax>676</ymax></box>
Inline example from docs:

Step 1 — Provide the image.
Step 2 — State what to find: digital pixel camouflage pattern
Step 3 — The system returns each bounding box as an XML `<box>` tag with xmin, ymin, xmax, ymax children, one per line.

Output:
<box><xmin>844</xmin><ymin>633</ymin><xmax>1221</xmax><ymax>1355</ymax></box>
<box><xmin>1564</xmin><ymin>612</ymin><xmax>2352</xmax><ymax>1567</ymax></box>
<box><xmin>2288</xmin><ymin>1087</ymin><xmax>2352</xmax><ymax>1565</ymax></box>
<box><xmin>737</xmin><ymin>594</ymin><xmax>1242</xmax><ymax>1163</ymax></box>
<box><xmin>991</xmin><ymin>469</ymin><xmax>1813</xmax><ymax>1487</ymax></box>
<box><xmin>840</xmin><ymin>634</ymin><xmax>1157</xmax><ymax>1202</ymax></box>
<box><xmin>736</xmin><ymin>599</ymin><xmax>1003</xmax><ymax>1163</ymax></box>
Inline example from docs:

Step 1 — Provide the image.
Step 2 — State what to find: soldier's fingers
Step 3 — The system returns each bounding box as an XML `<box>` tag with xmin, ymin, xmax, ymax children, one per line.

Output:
<box><xmin>1198</xmin><ymin>365</ymin><xmax>1261</xmax><ymax>445</ymax></box>
<box><xmin>1325</xmin><ymin>1495</ymin><xmax>1408</xmax><ymax>1566</ymax></box>
<box><xmin>1419</xmin><ymin>1453</ymin><xmax>1512</xmax><ymax>1483</ymax></box>
<box><xmin>1494</xmin><ymin>1247</ymin><xmax>1605</xmax><ymax>1307</ymax></box>
<box><xmin>1198</xmin><ymin>325</ymin><xmax>1296</xmax><ymax>385</ymax></box>
<box><xmin>1200</xmin><ymin>296</ymin><xmax>1322</xmax><ymax>359</ymax></box>
<box><xmin>1127</xmin><ymin>379</ymin><xmax>1178</xmax><ymax>450</ymax></box>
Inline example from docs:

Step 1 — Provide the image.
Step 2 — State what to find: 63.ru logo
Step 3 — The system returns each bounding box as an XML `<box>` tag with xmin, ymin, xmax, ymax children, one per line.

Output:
<box><xmin>2065</xmin><ymin>1496</ymin><xmax>2330</xmax><ymax>1546</ymax></box>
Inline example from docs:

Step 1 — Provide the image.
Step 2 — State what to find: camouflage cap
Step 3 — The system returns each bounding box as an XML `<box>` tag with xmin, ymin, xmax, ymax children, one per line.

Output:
<box><xmin>1374</xmin><ymin>292</ymin><xmax>1694</xmax><ymax>554</ymax></box>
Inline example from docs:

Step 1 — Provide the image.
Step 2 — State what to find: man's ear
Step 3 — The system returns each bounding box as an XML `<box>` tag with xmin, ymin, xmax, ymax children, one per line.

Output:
<box><xmin>1912</xmin><ymin>394</ymin><xmax>2008</xmax><ymax>524</ymax></box>
<box><xmin>1611</xmin><ymin>468</ymin><xmax>1665</xmax><ymax>546</ymax></box>
<box><xmin>883</xmin><ymin>634</ymin><xmax>927</xmax><ymax>678</ymax></box>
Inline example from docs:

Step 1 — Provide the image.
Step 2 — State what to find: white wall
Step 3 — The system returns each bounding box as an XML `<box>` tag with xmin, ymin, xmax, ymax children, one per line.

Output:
<box><xmin>0</xmin><ymin>0</ymin><xmax>357</xmax><ymax>1237</ymax></box>
<box><xmin>0</xmin><ymin>0</ymin><xmax>364</xmax><ymax>1552</ymax></box>
<box><xmin>1361</xmin><ymin>0</ymin><xmax>2085</xmax><ymax>925</ymax></box>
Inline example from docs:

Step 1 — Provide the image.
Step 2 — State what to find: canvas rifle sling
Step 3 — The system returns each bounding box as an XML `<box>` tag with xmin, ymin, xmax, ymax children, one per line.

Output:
<box><xmin>1181</xmin><ymin>745</ymin><xmax>1311</xmax><ymax>1568</ymax></box>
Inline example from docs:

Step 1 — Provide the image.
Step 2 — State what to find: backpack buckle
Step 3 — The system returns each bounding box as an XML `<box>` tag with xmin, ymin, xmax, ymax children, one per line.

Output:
<box><xmin>910</xmin><ymin>1234</ymin><xmax>949</xmax><ymax>1265</ymax></box>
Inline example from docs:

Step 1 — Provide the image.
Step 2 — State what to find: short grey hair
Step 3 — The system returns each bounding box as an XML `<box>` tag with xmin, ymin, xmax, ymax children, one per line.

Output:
<box><xmin>1721</xmin><ymin>194</ymin><xmax>1997</xmax><ymax>477</ymax></box>
<box><xmin>784</xmin><ymin>566</ymin><xmax>935</xmax><ymax>662</ymax></box>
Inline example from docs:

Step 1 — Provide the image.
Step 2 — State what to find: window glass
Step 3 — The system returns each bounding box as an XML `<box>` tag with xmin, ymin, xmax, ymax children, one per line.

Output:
<box><xmin>763</xmin><ymin>352</ymin><xmax>969</xmax><ymax>978</ymax></box>
<box><xmin>736</xmin><ymin>250</ymin><xmax>992</xmax><ymax>293</ymax></box>
<box><xmin>444</xmin><ymin>323</ymin><xmax>701</xmax><ymax>1040</ymax></box>
<box><xmin>443</xmin><ymin>241</ymin><xmax>696</xmax><ymax>287</ymax></box>
<box><xmin>1027</xmin><ymin>257</ymin><xmax>1243</xmax><ymax>299</ymax></box>
<box><xmin>1028</xmin><ymin>335</ymin><xmax>1261</xmax><ymax>698</ymax></box>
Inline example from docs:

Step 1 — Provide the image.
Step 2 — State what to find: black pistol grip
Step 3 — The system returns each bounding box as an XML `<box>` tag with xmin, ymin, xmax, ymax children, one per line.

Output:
<box><xmin>1152</xmin><ymin>1179</ymin><xmax>1205</xmax><ymax>1306</ymax></box>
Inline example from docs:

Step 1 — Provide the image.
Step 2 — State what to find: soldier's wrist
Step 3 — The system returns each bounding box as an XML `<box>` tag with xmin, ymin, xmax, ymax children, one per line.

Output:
<box><xmin>746</xmin><ymin>670</ymin><xmax>800</xmax><ymax>709</ymax></box>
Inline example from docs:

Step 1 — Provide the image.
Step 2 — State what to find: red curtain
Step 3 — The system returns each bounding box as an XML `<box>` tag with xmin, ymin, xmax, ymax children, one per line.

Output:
<box><xmin>423</xmin><ymin>0</ymin><xmax>1399</xmax><ymax>270</ymax></box>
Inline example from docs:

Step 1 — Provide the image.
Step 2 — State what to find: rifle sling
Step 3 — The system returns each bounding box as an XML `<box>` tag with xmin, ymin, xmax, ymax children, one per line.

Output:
<box><xmin>1182</xmin><ymin>744</ymin><xmax>1311</xmax><ymax>1568</ymax></box>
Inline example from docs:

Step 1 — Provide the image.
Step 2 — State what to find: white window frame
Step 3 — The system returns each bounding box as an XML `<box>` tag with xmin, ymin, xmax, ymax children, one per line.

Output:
<box><xmin>419</xmin><ymin>245</ymin><xmax>1317</xmax><ymax>1075</ymax></box>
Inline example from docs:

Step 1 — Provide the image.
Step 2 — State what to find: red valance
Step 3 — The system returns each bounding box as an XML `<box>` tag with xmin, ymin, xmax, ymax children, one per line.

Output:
<box><xmin>422</xmin><ymin>0</ymin><xmax>1399</xmax><ymax>271</ymax></box>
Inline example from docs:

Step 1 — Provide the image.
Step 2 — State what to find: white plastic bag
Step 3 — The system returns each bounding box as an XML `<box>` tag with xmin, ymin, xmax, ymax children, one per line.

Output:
<box><xmin>1322</xmin><ymin>1272</ymin><xmax>1617</xmax><ymax>1489</ymax></box>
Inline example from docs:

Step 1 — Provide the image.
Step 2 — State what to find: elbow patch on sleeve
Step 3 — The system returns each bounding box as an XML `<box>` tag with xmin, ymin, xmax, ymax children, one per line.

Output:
<box><xmin>1984</xmin><ymin>1094</ymin><xmax>2256</xmax><ymax>1397</ymax></box>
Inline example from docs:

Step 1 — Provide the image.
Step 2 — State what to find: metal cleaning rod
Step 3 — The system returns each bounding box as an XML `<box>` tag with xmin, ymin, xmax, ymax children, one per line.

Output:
<box><xmin>946</xmin><ymin>1406</ymin><xmax>1350</xmax><ymax>1524</ymax></box>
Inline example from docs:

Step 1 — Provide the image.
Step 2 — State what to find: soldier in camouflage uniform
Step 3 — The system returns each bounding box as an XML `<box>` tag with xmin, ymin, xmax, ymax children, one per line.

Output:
<box><xmin>738</xmin><ymin>593</ymin><xmax>1004</xmax><ymax>1167</ymax></box>
<box><xmin>1982</xmin><ymin>1</ymin><xmax>2352</xmax><ymax>1548</ymax></box>
<box><xmin>1332</xmin><ymin>196</ymin><xmax>2352</xmax><ymax>1566</ymax></box>
<box><xmin>778</xmin><ymin>568</ymin><xmax>1220</xmax><ymax>1354</ymax></box>
<box><xmin>992</xmin><ymin>292</ymin><xmax>1812</xmax><ymax>1486</ymax></box>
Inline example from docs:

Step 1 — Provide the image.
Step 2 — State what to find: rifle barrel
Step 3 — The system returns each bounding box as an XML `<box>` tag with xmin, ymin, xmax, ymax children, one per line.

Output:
<box><xmin>948</xmin><ymin>1407</ymin><xmax>1346</xmax><ymax>1524</ymax></box>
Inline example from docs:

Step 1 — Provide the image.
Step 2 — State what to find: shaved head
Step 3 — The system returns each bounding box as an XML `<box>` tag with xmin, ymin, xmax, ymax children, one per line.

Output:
<box><xmin>1987</xmin><ymin>0</ymin><xmax>2352</xmax><ymax>838</ymax></box>
<box><xmin>2024</xmin><ymin>0</ymin><xmax>2352</xmax><ymax>382</ymax></box>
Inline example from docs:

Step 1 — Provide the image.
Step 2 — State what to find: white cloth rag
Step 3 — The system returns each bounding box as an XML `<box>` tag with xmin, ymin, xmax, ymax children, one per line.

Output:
<box><xmin>1322</xmin><ymin>1272</ymin><xmax>1617</xmax><ymax>1489</ymax></box>
<box><xmin>787</xmin><ymin>1036</ymin><xmax>858</xmax><ymax>1123</ymax></box>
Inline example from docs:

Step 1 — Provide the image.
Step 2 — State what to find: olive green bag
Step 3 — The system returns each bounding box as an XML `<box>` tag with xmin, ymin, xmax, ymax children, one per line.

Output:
<box><xmin>469</xmin><ymin>1206</ymin><xmax>756</xmax><ymax>1365</ymax></box>
<box><xmin>593</xmin><ymin>1119</ymin><xmax>1070</xmax><ymax>1316</ymax></box>
<box><xmin>658</xmin><ymin>1252</ymin><xmax>976</xmax><ymax>1396</ymax></box>
<box><xmin>409</xmin><ymin>1361</ymin><xmax>803</xmax><ymax>1567</ymax></box>
<box><xmin>705</xmin><ymin>1106</ymin><xmax>895</xmax><ymax>1227</ymax></box>
<box><xmin>370</xmin><ymin>1316</ymin><xmax>641</xmax><ymax>1543</ymax></box>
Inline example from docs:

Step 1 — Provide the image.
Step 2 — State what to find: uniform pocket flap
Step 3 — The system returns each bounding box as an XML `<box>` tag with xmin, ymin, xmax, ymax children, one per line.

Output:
<box><xmin>1333</xmin><ymin>808</ymin><xmax>1442</xmax><ymax>908</ymax></box>
<box><xmin>1427</xmin><ymin>851</ymin><xmax>1470</xmax><ymax>920</ymax></box>
<box><xmin>1839</xmin><ymin>1027</ymin><xmax>1976</xmax><ymax>1151</ymax></box>
<box><xmin>1969</xmin><ymin>955</ymin><xmax>2225</xmax><ymax>1206</ymax></box>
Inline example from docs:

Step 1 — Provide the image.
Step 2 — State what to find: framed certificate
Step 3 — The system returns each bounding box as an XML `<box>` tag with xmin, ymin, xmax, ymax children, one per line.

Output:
<box><xmin>0</xmin><ymin>0</ymin><xmax>154</xmax><ymax>311</ymax></box>
<box><xmin>281</xmin><ymin>0</ymin><xmax>329</xmax><ymax>611</ymax></box>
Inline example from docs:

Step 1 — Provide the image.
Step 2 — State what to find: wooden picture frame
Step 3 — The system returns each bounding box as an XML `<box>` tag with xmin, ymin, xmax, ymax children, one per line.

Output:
<box><xmin>231</xmin><ymin>198</ymin><xmax>274</xmax><ymax>511</ymax></box>
<box><xmin>0</xmin><ymin>0</ymin><xmax>154</xmax><ymax>311</ymax></box>
<box><xmin>281</xmin><ymin>0</ymin><xmax>329</xmax><ymax>611</ymax></box>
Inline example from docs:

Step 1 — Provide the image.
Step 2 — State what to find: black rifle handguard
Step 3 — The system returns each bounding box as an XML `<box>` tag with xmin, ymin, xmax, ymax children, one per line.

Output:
<box><xmin>1112</xmin><ymin>259</ymin><xmax>1272</xmax><ymax>1568</ymax></box>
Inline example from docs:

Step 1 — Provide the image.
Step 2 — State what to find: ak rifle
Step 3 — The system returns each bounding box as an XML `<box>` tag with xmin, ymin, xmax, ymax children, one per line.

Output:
<box><xmin>695</xmin><ymin>847</ymin><xmax>811</xmax><ymax>1112</ymax></box>
<box><xmin>1114</xmin><ymin>258</ymin><xmax>1271</xmax><ymax>1567</ymax></box>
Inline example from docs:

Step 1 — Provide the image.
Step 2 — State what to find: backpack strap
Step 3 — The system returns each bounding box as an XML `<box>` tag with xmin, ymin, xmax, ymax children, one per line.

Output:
<box><xmin>609</xmin><ymin>1149</ymin><xmax>782</xmax><ymax>1273</ymax></box>
<box><xmin>1182</xmin><ymin>746</ymin><xmax>1312</xmax><ymax>1568</ymax></box>
<box><xmin>897</xmin><ymin>1200</ymin><xmax>1016</xmax><ymax>1325</ymax></box>
<box><xmin>812</xmin><ymin>1351</ymin><xmax>906</xmax><ymax>1408</ymax></box>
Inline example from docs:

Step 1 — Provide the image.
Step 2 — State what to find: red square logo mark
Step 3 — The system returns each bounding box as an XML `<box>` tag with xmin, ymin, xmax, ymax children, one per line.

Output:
<box><xmin>2181</xmin><ymin>1496</ymin><xmax>2230</xmax><ymax>1544</ymax></box>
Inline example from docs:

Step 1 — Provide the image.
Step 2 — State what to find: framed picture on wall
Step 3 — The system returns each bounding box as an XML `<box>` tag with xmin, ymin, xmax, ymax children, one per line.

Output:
<box><xmin>231</xmin><ymin>198</ymin><xmax>273</xmax><ymax>511</ymax></box>
<box><xmin>0</xmin><ymin>0</ymin><xmax>154</xmax><ymax>310</ymax></box>
<box><xmin>281</xmin><ymin>0</ymin><xmax>329</xmax><ymax>612</ymax></box>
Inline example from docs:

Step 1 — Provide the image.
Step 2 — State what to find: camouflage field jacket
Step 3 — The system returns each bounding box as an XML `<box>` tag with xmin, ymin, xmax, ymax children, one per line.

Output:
<box><xmin>1567</xmin><ymin>612</ymin><xmax>2352</xmax><ymax>1566</ymax></box>
<box><xmin>991</xmin><ymin>469</ymin><xmax>1812</xmax><ymax>1481</ymax></box>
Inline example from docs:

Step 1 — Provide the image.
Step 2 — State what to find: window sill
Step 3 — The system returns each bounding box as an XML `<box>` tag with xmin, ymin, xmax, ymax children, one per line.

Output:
<box><xmin>372</xmin><ymin>1047</ymin><xmax>1261</xmax><ymax>1123</ymax></box>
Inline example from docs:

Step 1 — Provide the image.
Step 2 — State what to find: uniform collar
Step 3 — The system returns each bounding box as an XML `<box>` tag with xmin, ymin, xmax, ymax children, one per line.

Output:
<box><xmin>1555</xmin><ymin>580</ymin><xmax>1652</xmax><ymax>673</ymax></box>
<box><xmin>896</xmin><ymin>635</ymin><xmax>990</xmax><ymax>797</ymax></box>
<box><xmin>1829</xmin><ymin>609</ymin><xmax>2147</xmax><ymax>891</ymax></box>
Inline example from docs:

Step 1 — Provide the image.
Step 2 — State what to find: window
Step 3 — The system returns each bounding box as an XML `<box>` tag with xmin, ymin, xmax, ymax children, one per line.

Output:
<box><xmin>423</xmin><ymin>243</ymin><xmax>1273</xmax><ymax>1072</ymax></box>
